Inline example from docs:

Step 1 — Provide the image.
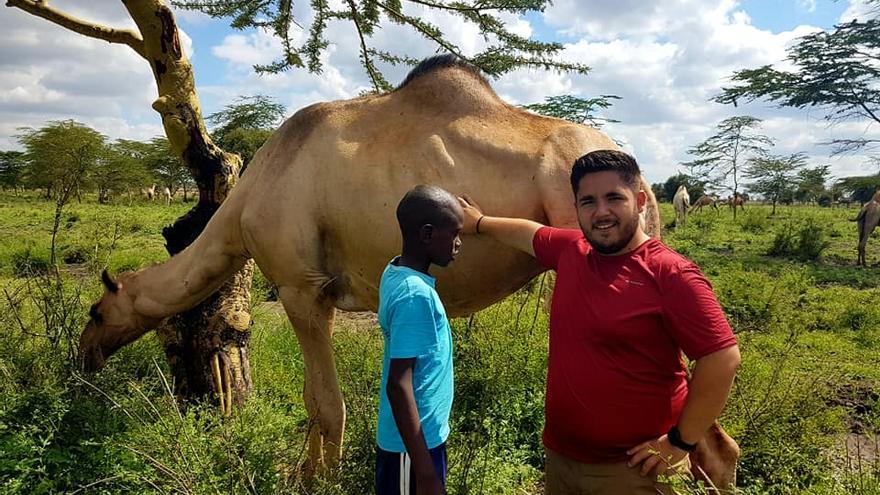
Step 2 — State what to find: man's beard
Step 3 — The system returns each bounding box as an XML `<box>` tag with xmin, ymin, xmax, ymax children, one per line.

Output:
<box><xmin>581</xmin><ymin>211</ymin><xmax>640</xmax><ymax>255</ymax></box>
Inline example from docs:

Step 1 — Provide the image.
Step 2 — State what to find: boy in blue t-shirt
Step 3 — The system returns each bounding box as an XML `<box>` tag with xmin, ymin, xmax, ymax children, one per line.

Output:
<box><xmin>376</xmin><ymin>185</ymin><xmax>463</xmax><ymax>495</ymax></box>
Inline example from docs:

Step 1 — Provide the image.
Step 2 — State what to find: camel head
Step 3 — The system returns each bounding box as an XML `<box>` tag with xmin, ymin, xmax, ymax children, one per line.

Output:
<box><xmin>79</xmin><ymin>270</ymin><xmax>154</xmax><ymax>372</ymax></box>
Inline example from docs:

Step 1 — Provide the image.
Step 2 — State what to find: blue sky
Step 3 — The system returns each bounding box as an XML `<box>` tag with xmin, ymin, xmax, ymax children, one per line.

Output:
<box><xmin>1</xmin><ymin>0</ymin><xmax>877</xmax><ymax>184</ymax></box>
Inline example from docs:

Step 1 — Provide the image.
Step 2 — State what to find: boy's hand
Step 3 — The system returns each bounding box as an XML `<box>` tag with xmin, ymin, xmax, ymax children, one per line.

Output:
<box><xmin>416</xmin><ymin>471</ymin><xmax>446</xmax><ymax>495</ymax></box>
<box><xmin>456</xmin><ymin>195</ymin><xmax>484</xmax><ymax>234</ymax></box>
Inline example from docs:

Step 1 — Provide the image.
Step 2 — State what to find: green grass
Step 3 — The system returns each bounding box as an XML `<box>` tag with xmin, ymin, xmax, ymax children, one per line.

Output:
<box><xmin>1</xmin><ymin>192</ymin><xmax>879</xmax><ymax>494</ymax></box>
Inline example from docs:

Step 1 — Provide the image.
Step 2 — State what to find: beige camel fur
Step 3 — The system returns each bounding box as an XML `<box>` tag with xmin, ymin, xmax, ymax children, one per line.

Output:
<box><xmin>691</xmin><ymin>194</ymin><xmax>720</xmax><ymax>213</ymax></box>
<box><xmin>673</xmin><ymin>185</ymin><xmax>690</xmax><ymax>228</ymax></box>
<box><xmin>79</xmin><ymin>57</ymin><xmax>736</xmax><ymax>486</ymax></box>
<box><xmin>142</xmin><ymin>184</ymin><xmax>156</xmax><ymax>201</ymax></box>
<box><xmin>854</xmin><ymin>189</ymin><xmax>880</xmax><ymax>266</ymax></box>
<box><xmin>163</xmin><ymin>187</ymin><xmax>172</xmax><ymax>205</ymax></box>
<box><xmin>728</xmin><ymin>194</ymin><xmax>745</xmax><ymax>212</ymax></box>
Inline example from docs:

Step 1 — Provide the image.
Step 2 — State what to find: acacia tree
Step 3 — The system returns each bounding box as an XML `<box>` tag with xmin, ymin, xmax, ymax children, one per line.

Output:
<box><xmin>716</xmin><ymin>1</ymin><xmax>880</xmax><ymax>156</ymax></box>
<box><xmin>681</xmin><ymin>116</ymin><xmax>774</xmax><ymax>219</ymax></box>
<box><xmin>0</xmin><ymin>151</ymin><xmax>25</xmax><ymax>191</ymax></box>
<box><xmin>94</xmin><ymin>140</ymin><xmax>154</xmax><ymax>204</ymax></box>
<box><xmin>744</xmin><ymin>153</ymin><xmax>806</xmax><ymax>215</ymax></box>
<box><xmin>208</xmin><ymin>95</ymin><xmax>286</xmax><ymax>167</ymax></box>
<box><xmin>6</xmin><ymin>0</ymin><xmax>590</xmax><ymax>410</ymax></box>
<box><xmin>523</xmin><ymin>94</ymin><xmax>620</xmax><ymax>129</ymax></box>
<box><xmin>18</xmin><ymin>121</ymin><xmax>106</xmax><ymax>263</ymax></box>
<box><xmin>794</xmin><ymin>165</ymin><xmax>831</xmax><ymax>204</ymax></box>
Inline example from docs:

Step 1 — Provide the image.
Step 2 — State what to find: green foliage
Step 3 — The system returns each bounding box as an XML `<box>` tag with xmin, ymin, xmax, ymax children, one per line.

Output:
<box><xmin>207</xmin><ymin>95</ymin><xmax>286</xmax><ymax>166</ymax></box>
<box><xmin>17</xmin><ymin>120</ymin><xmax>106</xmax><ymax>200</ymax></box>
<box><xmin>522</xmin><ymin>94</ymin><xmax>620</xmax><ymax>129</ymax></box>
<box><xmin>717</xmin><ymin>3</ymin><xmax>880</xmax><ymax>155</ymax></box>
<box><xmin>838</xmin><ymin>174</ymin><xmax>880</xmax><ymax>204</ymax></box>
<box><xmin>655</xmin><ymin>173</ymin><xmax>706</xmax><ymax>203</ymax></box>
<box><xmin>769</xmin><ymin>219</ymin><xmax>830</xmax><ymax>261</ymax></box>
<box><xmin>2</xmin><ymin>194</ymin><xmax>880</xmax><ymax>493</ymax></box>
<box><xmin>745</xmin><ymin>153</ymin><xmax>807</xmax><ymax>214</ymax></box>
<box><xmin>0</xmin><ymin>150</ymin><xmax>25</xmax><ymax>190</ymax></box>
<box><xmin>172</xmin><ymin>0</ymin><xmax>590</xmax><ymax>91</ymax></box>
<box><xmin>740</xmin><ymin>210</ymin><xmax>770</xmax><ymax>233</ymax></box>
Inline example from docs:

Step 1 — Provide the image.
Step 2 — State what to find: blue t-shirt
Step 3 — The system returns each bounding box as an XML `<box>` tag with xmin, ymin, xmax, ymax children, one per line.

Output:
<box><xmin>376</xmin><ymin>258</ymin><xmax>454</xmax><ymax>452</ymax></box>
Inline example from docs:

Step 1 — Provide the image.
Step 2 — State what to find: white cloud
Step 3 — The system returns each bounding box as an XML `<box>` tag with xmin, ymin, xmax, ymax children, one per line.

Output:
<box><xmin>0</xmin><ymin>0</ymin><xmax>876</xmax><ymax>188</ymax></box>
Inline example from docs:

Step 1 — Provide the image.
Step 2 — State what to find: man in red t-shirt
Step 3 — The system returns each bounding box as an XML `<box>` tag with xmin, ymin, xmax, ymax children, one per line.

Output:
<box><xmin>457</xmin><ymin>150</ymin><xmax>740</xmax><ymax>494</ymax></box>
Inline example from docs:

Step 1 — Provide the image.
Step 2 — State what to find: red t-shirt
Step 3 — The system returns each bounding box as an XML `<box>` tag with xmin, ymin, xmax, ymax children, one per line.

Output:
<box><xmin>532</xmin><ymin>227</ymin><xmax>736</xmax><ymax>463</ymax></box>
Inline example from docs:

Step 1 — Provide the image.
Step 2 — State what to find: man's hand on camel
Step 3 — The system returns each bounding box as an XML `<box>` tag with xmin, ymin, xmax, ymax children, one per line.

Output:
<box><xmin>627</xmin><ymin>435</ymin><xmax>689</xmax><ymax>477</ymax></box>
<box><xmin>456</xmin><ymin>195</ymin><xmax>484</xmax><ymax>234</ymax></box>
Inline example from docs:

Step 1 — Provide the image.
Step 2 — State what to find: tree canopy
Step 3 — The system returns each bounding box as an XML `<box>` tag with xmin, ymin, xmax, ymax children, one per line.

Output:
<box><xmin>680</xmin><ymin>116</ymin><xmax>774</xmax><ymax>217</ymax></box>
<box><xmin>172</xmin><ymin>0</ymin><xmax>590</xmax><ymax>91</ymax></box>
<box><xmin>522</xmin><ymin>94</ymin><xmax>620</xmax><ymax>129</ymax></box>
<box><xmin>207</xmin><ymin>95</ymin><xmax>286</xmax><ymax>166</ymax></box>
<box><xmin>745</xmin><ymin>153</ymin><xmax>807</xmax><ymax>214</ymax></box>
<box><xmin>716</xmin><ymin>1</ymin><xmax>880</xmax><ymax>156</ymax></box>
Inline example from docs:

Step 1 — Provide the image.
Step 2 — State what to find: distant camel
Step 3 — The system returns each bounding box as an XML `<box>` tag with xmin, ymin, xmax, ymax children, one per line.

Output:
<box><xmin>142</xmin><ymin>184</ymin><xmax>156</xmax><ymax>201</ymax></box>
<box><xmin>673</xmin><ymin>185</ymin><xmax>690</xmax><ymax>227</ymax></box>
<box><xmin>728</xmin><ymin>194</ymin><xmax>745</xmax><ymax>212</ymax></box>
<box><xmin>853</xmin><ymin>189</ymin><xmax>880</xmax><ymax>266</ymax></box>
<box><xmin>163</xmin><ymin>187</ymin><xmax>172</xmax><ymax>205</ymax></box>
<box><xmin>690</xmin><ymin>194</ymin><xmax>719</xmax><ymax>213</ymax></box>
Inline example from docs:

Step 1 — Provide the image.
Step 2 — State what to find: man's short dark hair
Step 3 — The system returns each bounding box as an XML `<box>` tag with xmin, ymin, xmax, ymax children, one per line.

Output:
<box><xmin>396</xmin><ymin>185</ymin><xmax>458</xmax><ymax>239</ymax></box>
<box><xmin>570</xmin><ymin>150</ymin><xmax>641</xmax><ymax>194</ymax></box>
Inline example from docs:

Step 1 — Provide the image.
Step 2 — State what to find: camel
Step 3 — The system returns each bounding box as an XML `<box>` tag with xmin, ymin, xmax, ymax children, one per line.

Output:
<box><xmin>853</xmin><ymin>189</ymin><xmax>880</xmax><ymax>266</ymax></box>
<box><xmin>163</xmin><ymin>187</ymin><xmax>172</xmax><ymax>205</ymax></box>
<box><xmin>690</xmin><ymin>194</ymin><xmax>720</xmax><ymax>213</ymax></box>
<box><xmin>673</xmin><ymin>185</ymin><xmax>690</xmax><ymax>228</ymax></box>
<box><xmin>142</xmin><ymin>184</ymin><xmax>156</xmax><ymax>201</ymax></box>
<box><xmin>79</xmin><ymin>56</ymin><xmax>736</xmax><ymax>487</ymax></box>
<box><xmin>728</xmin><ymin>194</ymin><xmax>745</xmax><ymax>212</ymax></box>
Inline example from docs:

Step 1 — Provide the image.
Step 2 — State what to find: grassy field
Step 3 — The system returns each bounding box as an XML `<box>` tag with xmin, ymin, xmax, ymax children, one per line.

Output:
<box><xmin>1</xmin><ymin>190</ymin><xmax>879</xmax><ymax>494</ymax></box>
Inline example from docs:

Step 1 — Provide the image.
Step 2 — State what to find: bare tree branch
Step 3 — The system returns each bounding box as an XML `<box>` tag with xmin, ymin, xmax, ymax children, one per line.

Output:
<box><xmin>5</xmin><ymin>0</ymin><xmax>147</xmax><ymax>59</ymax></box>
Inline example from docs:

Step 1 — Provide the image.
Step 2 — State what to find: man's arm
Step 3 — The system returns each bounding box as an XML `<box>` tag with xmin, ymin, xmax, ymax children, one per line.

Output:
<box><xmin>457</xmin><ymin>196</ymin><xmax>543</xmax><ymax>257</ymax></box>
<box><xmin>627</xmin><ymin>345</ymin><xmax>741</xmax><ymax>476</ymax></box>
<box><xmin>387</xmin><ymin>358</ymin><xmax>445</xmax><ymax>495</ymax></box>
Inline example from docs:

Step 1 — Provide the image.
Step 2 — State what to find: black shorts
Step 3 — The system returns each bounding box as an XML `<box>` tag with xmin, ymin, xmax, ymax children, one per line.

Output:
<box><xmin>375</xmin><ymin>443</ymin><xmax>447</xmax><ymax>495</ymax></box>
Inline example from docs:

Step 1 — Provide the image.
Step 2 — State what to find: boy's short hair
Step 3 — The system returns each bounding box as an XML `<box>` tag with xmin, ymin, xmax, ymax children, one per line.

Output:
<box><xmin>396</xmin><ymin>185</ymin><xmax>458</xmax><ymax>238</ymax></box>
<box><xmin>570</xmin><ymin>150</ymin><xmax>641</xmax><ymax>194</ymax></box>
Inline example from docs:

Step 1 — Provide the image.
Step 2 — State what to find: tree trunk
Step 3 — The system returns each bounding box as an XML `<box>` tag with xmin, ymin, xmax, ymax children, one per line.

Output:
<box><xmin>123</xmin><ymin>0</ymin><xmax>254</xmax><ymax>412</ymax></box>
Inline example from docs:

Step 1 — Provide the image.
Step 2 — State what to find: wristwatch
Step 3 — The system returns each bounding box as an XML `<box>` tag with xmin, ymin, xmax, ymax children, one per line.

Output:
<box><xmin>667</xmin><ymin>426</ymin><xmax>697</xmax><ymax>452</ymax></box>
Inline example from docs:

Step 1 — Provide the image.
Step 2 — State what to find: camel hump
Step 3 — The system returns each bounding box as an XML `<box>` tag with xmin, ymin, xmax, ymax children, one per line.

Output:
<box><xmin>393</xmin><ymin>55</ymin><xmax>501</xmax><ymax>110</ymax></box>
<box><xmin>398</xmin><ymin>54</ymin><xmax>490</xmax><ymax>90</ymax></box>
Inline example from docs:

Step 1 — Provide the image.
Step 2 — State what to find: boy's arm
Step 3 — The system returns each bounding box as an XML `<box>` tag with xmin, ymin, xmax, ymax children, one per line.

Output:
<box><xmin>387</xmin><ymin>358</ymin><xmax>445</xmax><ymax>495</ymax></box>
<box><xmin>457</xmin><ymin>196</ymin><xmax>543</xmax><ymax>257</ymax></box>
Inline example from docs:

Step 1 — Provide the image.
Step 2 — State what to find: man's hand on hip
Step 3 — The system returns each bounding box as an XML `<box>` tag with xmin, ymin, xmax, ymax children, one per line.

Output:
<box><xmin>627</xmin><ymin>434</ymin><xmax>689</xmax><ymax>477</ymax></box>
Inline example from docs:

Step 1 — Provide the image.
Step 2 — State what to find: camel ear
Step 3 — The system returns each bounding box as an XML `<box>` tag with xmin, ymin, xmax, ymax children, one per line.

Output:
<box><xmin>101</xmin><ymin>270</ymin><xmax>120</xmax><ymax>293</ymax></box>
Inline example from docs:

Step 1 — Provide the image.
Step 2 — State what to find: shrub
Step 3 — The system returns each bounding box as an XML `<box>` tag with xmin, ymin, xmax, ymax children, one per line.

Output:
<box><xmin>740</xmin><ymin>210</ymin><xmax>769</xmax><ymax>233</ymax></box>
<box><xmin>11</xmin><ymin>246</ymin><xmax>51</xmax><ymax>277</ymax></box>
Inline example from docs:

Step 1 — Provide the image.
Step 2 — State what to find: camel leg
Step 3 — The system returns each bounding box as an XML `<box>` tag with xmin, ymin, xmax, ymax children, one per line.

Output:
<box><xmin>277</xmin><ymin>285</ymin><xmax>346</xmax><ymax>475</ymax></box>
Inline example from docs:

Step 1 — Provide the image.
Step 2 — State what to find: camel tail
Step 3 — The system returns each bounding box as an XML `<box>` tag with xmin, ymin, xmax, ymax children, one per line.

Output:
<box><xmin>851</xmin><ymin>209</ymin><xmax>866</xmax><ymax>222</ymax></box>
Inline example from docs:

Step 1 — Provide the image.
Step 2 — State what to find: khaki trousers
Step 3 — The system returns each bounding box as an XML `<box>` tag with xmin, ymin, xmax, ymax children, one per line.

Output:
<box><xmin>545</xmin><ymin>448</ymin><xmax>689</xmax><ymax>495</ymax></box>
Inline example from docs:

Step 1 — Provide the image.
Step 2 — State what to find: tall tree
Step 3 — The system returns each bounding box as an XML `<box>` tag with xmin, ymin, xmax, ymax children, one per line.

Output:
<box><xmin>744</xmin><ymin>153</ymin><xmax>807</xmax><ymax>215</ymax></box>
<box><xmin>6</xmin><ymin>0</ymin><xmax>593</xmax><ymax>412</ymax></box>
<box><xmin>523</xmin><ymin>94</ymin><xmax>620</xmax><ymax>129</ymax></box>
<box><xmin>794</xmin><ymin>165</ymin><xmax>831</xmax><ymax>204</ymax></box>
<box><xmin>681</xmin><ymin>116</ymin><xmax>774</xmax><ymax>218</ymax></box>
<box><xmin>17</xmin><ymin>121</ymin><xmax>106</xmax><ymax>263</ymax></box>
<box><xmin>837</xmin><ymin>174</ymin><xmax>880</xmax><ymax>204</ymax></box>
<box><xmin>143</xmin><ymin>137</ymin><xmax>192</xmax><ymax>198</ymax></box>
<box><xmin>208</xmin><ymin>95</ymin><xmax>286</xmax><ymax>167</ymax></box>
<box><xmin>716</xmin><ymin>1</ymin><xmax>880</xmax><ymax>156</ymax></box>
<box><xmin>93</xmin><ymin>140</ymin><xmax>154</xmax><ymax>204</ymax></box>
<box><xmin>0</xmin><ymin>151</ymin><xmax>25</xmax><ymax>191</ymax></box>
